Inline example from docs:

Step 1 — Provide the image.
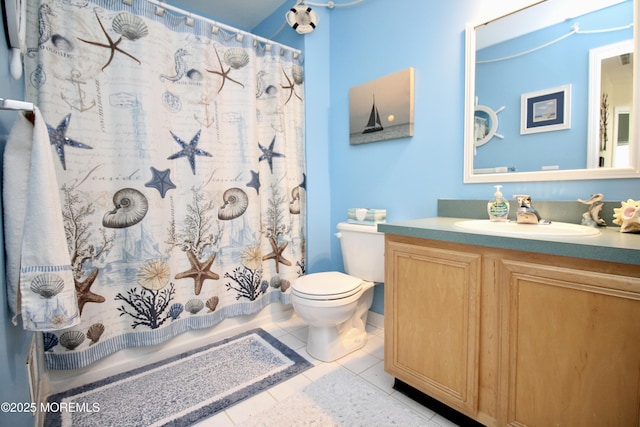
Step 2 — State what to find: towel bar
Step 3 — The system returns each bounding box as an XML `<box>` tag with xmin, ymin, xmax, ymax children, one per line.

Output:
<box><xmin>0</xmin><ymin>98</ymin><xmax>34</xmax><ymax>111</ymax></box>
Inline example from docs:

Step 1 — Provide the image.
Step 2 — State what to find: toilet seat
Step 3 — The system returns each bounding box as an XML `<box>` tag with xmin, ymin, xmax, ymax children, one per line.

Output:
<box><xmin>292</xmin><ymin>271</ymin><xmax>363</xmax><ymax>300</ymax></box>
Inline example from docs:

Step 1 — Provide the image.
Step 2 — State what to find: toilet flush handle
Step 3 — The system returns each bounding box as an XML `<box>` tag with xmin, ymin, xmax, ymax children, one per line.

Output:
<box><xmin>335</xmin><ymin>232</ymin><xmax>342</xmax><ymax>239</ymax></box>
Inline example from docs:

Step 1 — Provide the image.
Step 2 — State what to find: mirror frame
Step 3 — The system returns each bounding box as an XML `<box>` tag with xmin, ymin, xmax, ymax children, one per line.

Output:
<box><xmin>463</xmin><ymin>0</ymin><xmax>640</xmax><ymax>183</ymax></box>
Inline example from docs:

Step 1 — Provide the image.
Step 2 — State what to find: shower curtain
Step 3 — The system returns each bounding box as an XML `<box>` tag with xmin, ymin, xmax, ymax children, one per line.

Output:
<box><xmin>19</xmin><ymin>0</ymin><xmax>306</xmax><ymax>369</ymax></box>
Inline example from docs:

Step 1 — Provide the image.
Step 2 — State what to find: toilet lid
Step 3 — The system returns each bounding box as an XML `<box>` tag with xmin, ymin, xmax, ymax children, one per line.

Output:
<box><xmin>292</xmin><ymin>271</ymin><xmax>363</xmax><ymax>299</ymax></box>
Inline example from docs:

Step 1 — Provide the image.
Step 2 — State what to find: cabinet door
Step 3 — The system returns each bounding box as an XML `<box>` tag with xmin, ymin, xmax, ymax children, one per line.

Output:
<box><xmin>384</xmin><ymin>238</ymin><xmax>481</xmax><ymax>416</ymax></box>
<box><xmin>498</xmin><ymin>259</ymin><xmax>640</xmax><ymax>427</ymax></box>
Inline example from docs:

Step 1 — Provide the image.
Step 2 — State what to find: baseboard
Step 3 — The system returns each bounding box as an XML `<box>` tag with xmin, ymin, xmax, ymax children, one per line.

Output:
<box><xmin>27</xmin><ymin>334</ymin><xmax>46</xmax><ymax>427</ymax></box>
<box><xmin>393</xmin><ymin>379</ymin><xmax>485</xmax><ymax>427</ymax></box>
<box><xmin>367</xmin><ymin>310</ymin><xmax>384</xmax><ymax>330</ymax></box>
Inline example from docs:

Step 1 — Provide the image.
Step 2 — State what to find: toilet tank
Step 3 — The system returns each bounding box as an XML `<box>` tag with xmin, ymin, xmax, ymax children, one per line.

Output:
<box><xmin>336</xmin><ymin>222</ymin><xmax>385</xmax><ymax>282</ymax></box>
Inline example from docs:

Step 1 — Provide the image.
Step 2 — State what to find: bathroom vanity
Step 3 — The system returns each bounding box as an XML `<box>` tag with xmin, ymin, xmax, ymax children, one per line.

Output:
<box><xmin>379</xmin><ymin>217</ymin><xmax>640</xmax><ymax>427</ymax></box>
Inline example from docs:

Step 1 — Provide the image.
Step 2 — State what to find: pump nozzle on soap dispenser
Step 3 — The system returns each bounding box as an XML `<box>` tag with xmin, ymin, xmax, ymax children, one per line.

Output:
<box><xmin>488</xmin><ymin>185</ymin><xmax>510</xmax><ymax>222</ymax></box>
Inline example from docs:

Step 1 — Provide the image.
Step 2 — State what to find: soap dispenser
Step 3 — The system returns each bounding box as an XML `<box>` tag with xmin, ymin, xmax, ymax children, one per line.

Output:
<box><xmin>488</xmin><ymin>185</ymin><xmax>509</xmax><ymax>222</ymax></box>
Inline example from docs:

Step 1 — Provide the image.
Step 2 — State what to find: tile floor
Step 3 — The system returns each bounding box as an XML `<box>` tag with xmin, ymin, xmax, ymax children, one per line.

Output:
<box><xmin>195</xmin><ymin>314</ymin><xmax>460</xmax><ymax>427</ymax></box>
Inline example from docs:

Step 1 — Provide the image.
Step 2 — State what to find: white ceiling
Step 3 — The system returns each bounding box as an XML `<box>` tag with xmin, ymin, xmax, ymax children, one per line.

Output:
<box><xmin>171</xmin><ymin>0</ymin><xmax>290</xmax><ymax>30</ymax></box>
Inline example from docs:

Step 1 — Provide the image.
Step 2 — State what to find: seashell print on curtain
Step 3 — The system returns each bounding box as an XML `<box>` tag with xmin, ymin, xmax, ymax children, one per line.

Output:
<box><xmin>23</xmin><ymin>0</ymin><xmax>306</xmax><ymax>369</ymax></box>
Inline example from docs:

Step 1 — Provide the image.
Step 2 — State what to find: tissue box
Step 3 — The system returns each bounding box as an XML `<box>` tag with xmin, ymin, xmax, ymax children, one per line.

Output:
<box><xmin>347</xmin><ymin>208</ymin><xmax>386</xmax><ymax>225</ymax></box>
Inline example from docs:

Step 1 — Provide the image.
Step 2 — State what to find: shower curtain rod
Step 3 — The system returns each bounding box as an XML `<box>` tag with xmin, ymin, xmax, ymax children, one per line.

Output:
<box><xmin>0</xmin><ymin>98</ymin><xmax>34</xmax><ymax>111</ymax></box>
<box><xmin>141</xmin><ymin>0</ymin><xmax>301</xmax><ymax>56</ymax></box>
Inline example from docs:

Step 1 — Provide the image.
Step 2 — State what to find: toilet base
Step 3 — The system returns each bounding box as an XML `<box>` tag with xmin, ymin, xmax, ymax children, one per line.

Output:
<box><xmin>306</xmin><ymin>324</ymin><xmax>368</xmax><ymax>362</ymax></box>
<box><xmin>294</xmin><ymin>281</ymin><xmax>375</xmax><ymax>362</ymax></box>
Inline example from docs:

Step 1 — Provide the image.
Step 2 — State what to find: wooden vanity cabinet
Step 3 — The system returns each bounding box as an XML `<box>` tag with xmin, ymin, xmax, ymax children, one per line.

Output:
<box><xmin>383</xmin><ymin>235</ymin><xmax>482</xmax><ymax>416</ymax></box>
<box><xmin>384</xmin><ymin>234</ymin><xmax>640</xmax><ymax>427</ymax></box>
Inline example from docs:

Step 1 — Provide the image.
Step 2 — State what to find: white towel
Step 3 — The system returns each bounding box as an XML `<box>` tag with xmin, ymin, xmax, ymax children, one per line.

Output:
<box><xmin>3</xmin><ymin>108</ymin><xmax>80</xmax><ymax>331</ymax></box>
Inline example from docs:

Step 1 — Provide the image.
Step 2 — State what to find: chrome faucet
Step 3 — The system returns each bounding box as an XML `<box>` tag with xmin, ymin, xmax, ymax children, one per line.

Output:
<box><xmin>514</xmin><ymin>195</ymin><xmax>542</xmax><ymax>224</ymax></box>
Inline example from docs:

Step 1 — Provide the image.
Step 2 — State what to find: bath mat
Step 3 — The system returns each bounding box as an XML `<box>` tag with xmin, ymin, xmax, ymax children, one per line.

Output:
<box><xmin>43</xmin><ymin>328</ymin><xmax>312</xmax><ymax>427</ymax></box>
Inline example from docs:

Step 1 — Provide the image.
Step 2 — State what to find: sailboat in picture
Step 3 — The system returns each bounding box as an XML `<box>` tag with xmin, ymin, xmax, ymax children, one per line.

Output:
<box><xmin>362</xmin><ymin>95</ymin><xmax>384</xmax><ymax>134</ymax></box>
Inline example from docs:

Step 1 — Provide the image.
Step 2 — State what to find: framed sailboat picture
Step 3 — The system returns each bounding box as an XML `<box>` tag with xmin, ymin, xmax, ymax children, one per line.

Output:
<box><xmin>349</xmin><ymin>68</ymin><xmax>414</xmax><ymax>145</ymax></box>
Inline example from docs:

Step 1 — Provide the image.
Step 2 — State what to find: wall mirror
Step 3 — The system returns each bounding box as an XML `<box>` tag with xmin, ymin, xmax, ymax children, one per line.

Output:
<box><xmin>464</xmin><ymin>0</ymin><xmax>640</xmax><ymax>183</ymax></box>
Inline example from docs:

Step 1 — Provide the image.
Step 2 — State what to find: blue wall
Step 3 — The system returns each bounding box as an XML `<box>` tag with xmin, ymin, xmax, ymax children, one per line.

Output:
<box><xmin>0</xmin><ymin>2</ymin><xmax>638</xmax><ymax>424</ymax></box>
<box><xmin>257</xmin><ymin>0</ymin><xmax>640</xmax><ymax>316</ymax></box>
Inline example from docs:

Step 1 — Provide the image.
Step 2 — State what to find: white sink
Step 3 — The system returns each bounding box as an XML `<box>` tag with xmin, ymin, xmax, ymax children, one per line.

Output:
<box><xmin>453</xmin><ymin>219</ymin><xmax>601</xmax><ymax>238</ymax></box>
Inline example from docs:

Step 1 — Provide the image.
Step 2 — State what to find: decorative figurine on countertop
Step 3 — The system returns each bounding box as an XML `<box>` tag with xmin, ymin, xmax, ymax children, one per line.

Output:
<box><xmin>578</xmin><ymin>193</ymin><xmax>607</xmax><ymax>227</ymax></box>
<box><xmin>613</xmin><ymin>199</ymin><xmax>640</xmax><ymax>233</ymax></box>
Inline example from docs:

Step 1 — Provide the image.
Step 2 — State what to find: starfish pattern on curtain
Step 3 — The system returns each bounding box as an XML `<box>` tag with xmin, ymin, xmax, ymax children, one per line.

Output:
<box><xmin>21</xmin><ymin>0</ymin><xmax>306</xmax><ymax>369</ymax></box>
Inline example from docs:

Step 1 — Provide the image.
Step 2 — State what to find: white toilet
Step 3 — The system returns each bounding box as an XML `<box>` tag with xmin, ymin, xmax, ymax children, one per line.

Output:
<box><xmin>291</xmin><ymin>222</ymin><xmax>384</xmax><ymax>362</ymax></box>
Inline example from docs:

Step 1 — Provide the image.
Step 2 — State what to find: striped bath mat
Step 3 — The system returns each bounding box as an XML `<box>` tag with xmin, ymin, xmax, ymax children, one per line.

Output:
<box><xmin>44</xmin><ymin>328</ymin><xmax>312</xmax><ymax>426</ymax></box>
